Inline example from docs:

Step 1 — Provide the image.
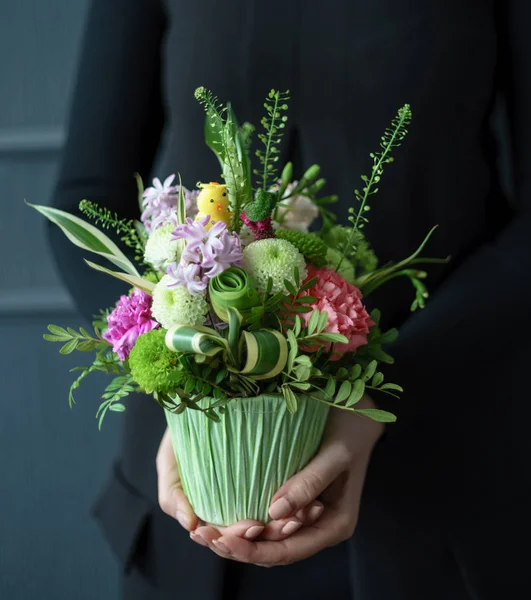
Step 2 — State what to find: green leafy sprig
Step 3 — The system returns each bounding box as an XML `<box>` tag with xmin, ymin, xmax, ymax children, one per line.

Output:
<box><xmin>255</xmin><ymin>89</ymin><xmax>290</xmax><ymax>191</ymax></box>
<box><xmin>44</xmin><ymin>324</ymin><xmax>108</xmax><ymax>354</ymax></box>
<box><xmin>79</xmin><ymin>199</ymin><xmax>146</xmax><ymax>264</ymax></box>
<box><xmin>336</xmin><ymin>104</ymin><xmax>412</xmax><ymax>271</ymax></box>
<box><xmin>96</xmin><ymin>375</ymin><xmax>137</xmax><ymax>429</ymax></box>
<box><xmin>195</xmin><ymin>86</ymin><xmax>252</xmax><ymax>232</ymax></box>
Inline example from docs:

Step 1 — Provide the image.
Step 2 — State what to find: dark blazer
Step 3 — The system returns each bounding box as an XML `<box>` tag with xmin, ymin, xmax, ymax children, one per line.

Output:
<box><xmin>50</xmin><ymin>1</ymin><xmax>531</xmax><ymax>598</ymax></box>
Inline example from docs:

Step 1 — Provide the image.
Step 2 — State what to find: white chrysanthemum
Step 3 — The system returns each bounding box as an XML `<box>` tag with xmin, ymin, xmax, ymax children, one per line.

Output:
<box><xmin>242</xmin><ymin>238</ymin><xmax>307</xmax><ymax>294</ymax></box>
<box><xmin>151</xmin><ymin>275</ymin><xmax>208</xmax><ymax>329</ymax></box>
<box><xmin>144</xmin><ymin>224</ymin><xmax>182</xmax><ymax>269</ymax></box>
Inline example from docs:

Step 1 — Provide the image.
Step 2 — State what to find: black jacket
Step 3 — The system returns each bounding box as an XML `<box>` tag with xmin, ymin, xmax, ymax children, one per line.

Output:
<box><xmin>50</xmin><ymin>1</ymin><xmax>531</xmax><ymax>598</ymax></box>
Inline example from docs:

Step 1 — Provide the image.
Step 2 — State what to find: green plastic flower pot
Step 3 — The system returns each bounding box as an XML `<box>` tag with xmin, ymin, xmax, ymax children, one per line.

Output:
<box><xmin>164</xmin><ymin>394</ymin><xmax>329</xmax><ymax>526</ymax></box>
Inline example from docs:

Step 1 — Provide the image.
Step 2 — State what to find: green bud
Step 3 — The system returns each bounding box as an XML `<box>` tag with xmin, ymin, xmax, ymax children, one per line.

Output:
<box><xmin>306</xmin><ymin>178</ymin><xmax>327</xmax><ymax>195</ymax></box>
<box><xmin>277</xmin><ymin>161</ymin><xmax>293</xmax><ymax>198</ymax></box>
<box><xmin>302</xmin><ymin>164</ymin><xmax>321</xmax><ymax>183</ymax></box>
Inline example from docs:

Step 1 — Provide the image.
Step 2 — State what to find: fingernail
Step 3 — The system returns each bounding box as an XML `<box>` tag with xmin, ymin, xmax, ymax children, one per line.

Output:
<box><xmin>176</xmin><ymin>510</ymin><xmax>192</xmax><ymax>531</ymax></box>
<box><xmin>308</xmin><ymin>504</ymin><xmax>324</xmax><ymax>521</ymax></box>
<box><xmin>281</xmin><ymin>520</ymin><xmax>302</xmax><ymax>536</ymax></box>
<box><xmin>212</xmin><ymin>538</ymin><xmax>232</xmax><ymax>555</ymax></box>
<box><xmin>190</xmin><ymin>531</ymin><xmax>207</xmax><ymax>547</ymax></box>
<box><xmin>269</xmin><ymin>497</ymin><xmax>292</xmax><ymax>520</ymax></box>
<box><xmin>244</xmin><ymin>525</ymin><xmax>264</xmax><ymax>540</ymax></box>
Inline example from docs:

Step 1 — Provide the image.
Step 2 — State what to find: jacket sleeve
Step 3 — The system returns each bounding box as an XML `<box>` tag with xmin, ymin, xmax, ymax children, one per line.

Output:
<box><xmin>381</xmin><ymin>0</ymin><xmax>531</xmax><ymax>435</ymax></box>
<box><xmin>48</xmin><ymin>0</ymin><xmax>167</xmax><ymax>322</ymax></box>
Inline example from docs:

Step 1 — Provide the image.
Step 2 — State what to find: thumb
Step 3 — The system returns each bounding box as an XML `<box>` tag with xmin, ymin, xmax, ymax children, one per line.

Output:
<box><xmin>268</xmin><ymin>443</ymin><xmax>346</xmax><ymax>520</ymax></box>
<box><xmin>156</xmin><ymin>428</ymin><xmax>198</xmax><ymax>531</ymax></box>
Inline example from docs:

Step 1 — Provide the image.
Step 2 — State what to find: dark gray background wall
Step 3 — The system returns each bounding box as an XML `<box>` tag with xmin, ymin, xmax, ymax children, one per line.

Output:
<box><xmin>1</xmin><ymin>3</ymin><xmax>120</xmax><ymax>598</ymax></box>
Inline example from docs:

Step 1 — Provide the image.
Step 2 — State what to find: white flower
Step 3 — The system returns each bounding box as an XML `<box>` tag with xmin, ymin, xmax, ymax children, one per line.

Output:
<box><xmin>238</xmin><ymin>224</ymin><xmax>255</xmax><ymax>247</ymax></box>
<box><xmin>151</xmin><ymin>275</ymin><xmax>208</xmax><ymax>329</ymax></box>
<box><xmin>144</xmin><ymin>224</ymin><xmax>183</xmax><ymax>270</ymax></box>
<box><xmin>274</xmin><ymin>182</ymin><xmax>319</xmax><ymax>233</ymax></box>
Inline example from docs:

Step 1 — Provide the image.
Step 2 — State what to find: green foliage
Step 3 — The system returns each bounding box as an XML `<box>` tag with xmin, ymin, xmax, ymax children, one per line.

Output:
<box><xmin>95</xmin><ymin>375</ymin><xmax>136</xmax><ymax>429</ymax></box>
<box><xmin>275</xmin><ymin>230</ymin><xmax>328</xmax><ymax>267</ymax></box>
<box><xmin>92</xmin><ymin>308</ymin><xmax>111</xmax><ymax>333</ymax></box>
<box><xmin>322</xmin><ymin>225</ymin><xmax>378</xmax><ymax>277</ymax></box>
<box><xmin>354</xmin><ymin>227</ymin><xmax>449</xmax><ymax>310</ymax></box>
<box><xmin>128</xmin><ymin>329</ymin><xmax>184</xmax><ymax>394</ymax></box>
<box><xmin>245</xmin><ymin>266</ymin><xmax>315</xmax><ymax>330</ymax></box>
<box><xmin>67</xmin><ymin>348</ymin><xmax>125</xmax><ymax>408</ymax></box>
<box><xmin>335</xmin><ymin>104</ymin><xmax>412</xmax><ymax>271</ymax></box>
<box><xmin>255</xmin><ymin>89</ymin><xmax>290</xmax><ymax>191</ymax></box>
<box><xmin>154</xmin><ymin>356</ymin><xmax>235</xmax><ymax>422</ymax></box>
<box><xmin>79</xmin><ymin>199</ymin><xmax>147</xmax><ymax>264</ymax></box>
<box><xmin>195</xmin><ymin>87</ymin><xmax>252</xmax><ymax>232</ymax></box>
<box><xmin>43</xmin><ymin>324</ymin><xmax>108</xmax><ymax>354</ymax></box>
<box><xmin>347</xmin><ymin>308</ymin><xmax>399</xmax><ymax>366</ymax></box>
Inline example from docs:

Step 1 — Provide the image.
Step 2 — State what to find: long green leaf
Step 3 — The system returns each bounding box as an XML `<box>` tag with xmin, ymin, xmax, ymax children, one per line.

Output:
<box><xmin>28</xmin><ymin>203</ymin><xmax>140</xmax><ymax>276</ymax></box>
<box><xmin>85</xmin><ymin>260</ymin><xmax>155</xmax><ymax>294</ymax></box>
<box><xmin>355</xmin><ymin>408</ymin><xmax>397</xmax><ymax>423</ymax></box>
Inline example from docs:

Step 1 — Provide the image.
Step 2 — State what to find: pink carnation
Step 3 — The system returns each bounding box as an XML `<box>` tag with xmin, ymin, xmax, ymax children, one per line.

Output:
<box><xmin>299</xmin><ymin>266</ymin><xmax>373</xmax><ymax>359</ymax></box>
<box><xmin>103</xmin><ymin>289</ymin><xmax>159</xmax><ymax>361</ymax></box>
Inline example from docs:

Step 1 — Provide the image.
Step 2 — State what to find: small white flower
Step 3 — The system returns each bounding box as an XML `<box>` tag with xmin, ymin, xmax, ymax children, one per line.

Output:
<box><xmin>274</xmin><ymin>182</ymin><xmax>319</xmax><ymax>233</ymax></box>
<box><xmin>144</xmin><ymin>224</ymin><xmax>183</xmax><ymax>270</ymax></box>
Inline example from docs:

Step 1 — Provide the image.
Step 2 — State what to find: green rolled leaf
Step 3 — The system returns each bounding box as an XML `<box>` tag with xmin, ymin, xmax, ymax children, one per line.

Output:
<box><xmin>209</xmin><ymin>267</ymin><xmax>261</xmax><ymax>323</ymax></box>
<box><xmin>165</xmin><ymin>324</ymin><xmax>228</xmax><ymax>357</ymax></box>
<box><xmin>27</xmin><ymin>202</ymin><xmax>140</xmax><ymax>276</ymax></box>
<box><xmin>240</xmin><ymin>330</ymin><xmax>288</xmax><ymax>380</ymax></box>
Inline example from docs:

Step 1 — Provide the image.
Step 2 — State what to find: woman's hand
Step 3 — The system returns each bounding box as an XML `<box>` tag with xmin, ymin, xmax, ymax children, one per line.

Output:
<box><xmin>157</xmin><ymin>395</ymin><xmax>384</xmax><ymax>565</ymax></box>
<box><xmin>194</xmin><ymin>396</ymin><xmax>384</xmax><ymax>565</ymax></box>
<box><xmin>156</xmin><ymin>428</ymin><xmax>325</xmax><ymax>540</ymax></box>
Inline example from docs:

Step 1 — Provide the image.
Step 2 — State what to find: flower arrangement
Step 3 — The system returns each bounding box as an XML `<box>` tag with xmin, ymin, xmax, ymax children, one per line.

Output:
<box><xmin>30</xmin><ymin>88</ymin><xmax>443</xmax><ymax>525</ymax></box>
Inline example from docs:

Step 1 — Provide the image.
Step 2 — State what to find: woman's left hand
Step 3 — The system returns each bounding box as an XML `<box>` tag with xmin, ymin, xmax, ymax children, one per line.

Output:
<box><xmin>191</xmin><ymin>395</ymin><xmax>384</xmax><ymax>566</ymax></box>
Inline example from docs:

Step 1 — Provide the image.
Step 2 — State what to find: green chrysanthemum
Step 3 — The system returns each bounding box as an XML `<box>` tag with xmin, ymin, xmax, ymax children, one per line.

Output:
<box><xmin>275</xmin><ymin>230</ymin><xmax>328</xmax><ymax>267</ymax></box>
<box><xmin>242</xmin><ymin>238</ymin><xmax>307</xmax><ymax>294</ymax></box>
<box><xmin>152</xmin><ymin>275</ymin><xmax>208</xmax><ymax>329</ymax></box>
<box><xmin>129</xmin><ymin>329</ymin><xmax>183</xmax><ymax>393</ymax></box>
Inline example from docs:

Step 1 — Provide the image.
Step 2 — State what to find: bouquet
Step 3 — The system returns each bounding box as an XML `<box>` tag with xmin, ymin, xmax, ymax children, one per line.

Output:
<box><xmin>30</xmin><ymin>88</ymin><xmax>441</xmax><ymax>526</ymax></box>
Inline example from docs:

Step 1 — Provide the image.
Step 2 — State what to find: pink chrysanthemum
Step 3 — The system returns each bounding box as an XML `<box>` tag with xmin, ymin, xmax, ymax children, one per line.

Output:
<box><xmin>103</xmin><ymin>289</ymin><xmax>159</xmax><ymax>361</ymax></box>
<box><xmin>299</xmin><ymin>266</ymin><xmax>373</xmax><ymax>359</ymax></box>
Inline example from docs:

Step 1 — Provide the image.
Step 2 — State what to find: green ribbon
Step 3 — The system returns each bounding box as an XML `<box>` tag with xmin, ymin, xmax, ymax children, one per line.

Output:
<box><xmin>209</xmin><ymin>267</ymin><xmax>261</xmax><ymax>323</ymax></box>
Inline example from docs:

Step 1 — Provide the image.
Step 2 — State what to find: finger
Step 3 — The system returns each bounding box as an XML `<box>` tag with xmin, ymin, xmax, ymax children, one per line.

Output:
<box><xmin>215</xmin><ymin>501</ymin><xmax>356</xmax><ymax>566</ymax></box>
<box><xmin>194</xmin><ymin>520</ymin><xmax>265</xmax><ymax>541</ymax></box>
<box><xmin>193</xmin><ymin>525</ymin><xmax>240</xmax><ymax>561</ymax></box>
<box><xmin>268</xmin><ymin>443</ymin><xmax>348</xmax><ymax>520</ymax></box>
<box><xmin>156</xmin><ymin>428</ymin><xmax>198</xmax><ymax>532</ymax></box>
<box><xmin>217</xmin><ymin>466</ymin><xmax>365</xmax><ymax>566</ymax></box>
<box><xmin>262</xmin><ymin>501</ymin><xmax>324</xmax><ymax>541</ymax></box>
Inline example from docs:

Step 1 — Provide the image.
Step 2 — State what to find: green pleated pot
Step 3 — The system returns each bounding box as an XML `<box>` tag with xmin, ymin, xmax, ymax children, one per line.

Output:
<box><xmin>164</xmin><ymin>394</ymin><xmax>329</xmax><ymax>526</ymax></box>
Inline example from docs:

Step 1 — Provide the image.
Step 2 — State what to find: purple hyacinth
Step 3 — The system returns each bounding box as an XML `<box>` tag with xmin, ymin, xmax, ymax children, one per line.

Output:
<box><xmin>167</xmin><ymin>215</ymin><xmax>242</xmax><ymax>294</ymax></box>
<box><xmin>141</xmin><ymin>174</ymin><xmax>199</xmax><ymax>233</ymax></box>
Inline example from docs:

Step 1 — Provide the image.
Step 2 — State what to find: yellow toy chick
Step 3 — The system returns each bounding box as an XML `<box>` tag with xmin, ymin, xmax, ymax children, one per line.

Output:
<box><xmin>195</xmin><ymin>182</ymin><xmax>233</xmax><ymax>230</ymax></box>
